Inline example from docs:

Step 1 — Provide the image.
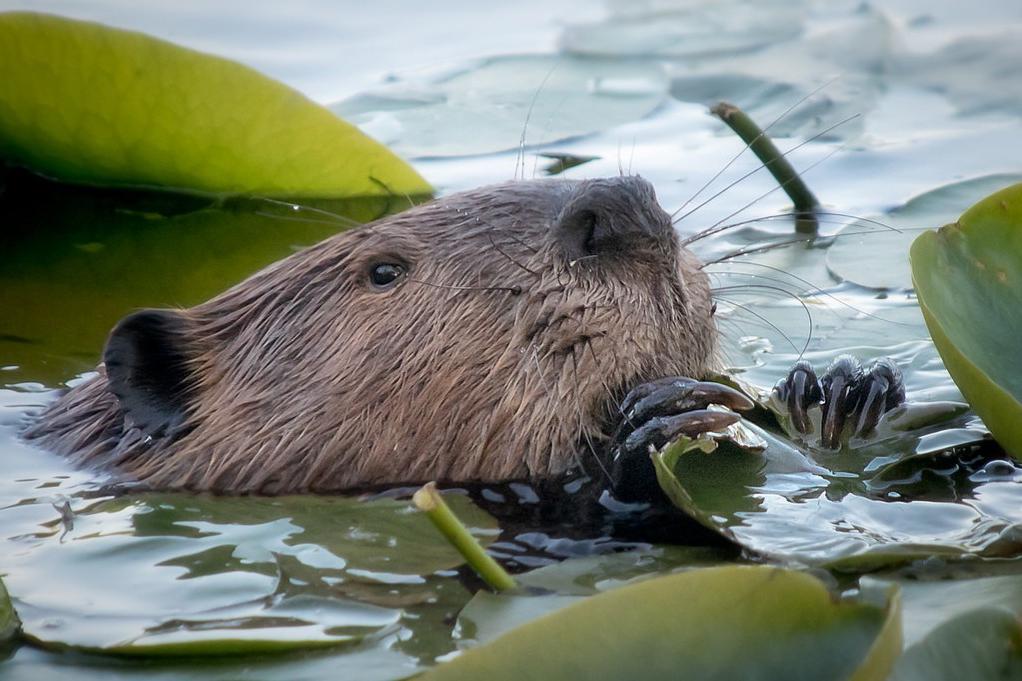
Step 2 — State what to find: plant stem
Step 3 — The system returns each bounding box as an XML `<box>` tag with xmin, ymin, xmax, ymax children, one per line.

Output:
<box><xmin>711</xmin><ymin>101</ymin><xmax>821</xmax><ymax>225</ymax></box>
<box><xmin>413</xmin><ymin>482</ymin><xmax>518</xmax><ymax>592</ymax></box>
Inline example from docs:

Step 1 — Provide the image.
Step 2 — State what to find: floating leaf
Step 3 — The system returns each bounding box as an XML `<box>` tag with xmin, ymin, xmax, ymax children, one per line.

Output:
<box><xmin>453</xmin><ymin>546</ymin><xmax>732</xmax><ymax>646</ymax></box>
<box><xmin>910</xmin><ymin>182</ymin><xmax>1022</xmax><ymax>458</ymax></box>
<box><xmin>864</xmin><ymin>573</ymin><xmax>1022</xmax><ymax>648</ymax></box>
<box><xmin>651</xmin><ymin>421</ymin><xmax>1017</xmax><ymax>570</ymax></box>
<box><xmin>0</xmin><ymin>575</ymin><xmax>20</xmax><ymax>648</ymax></box>
<box><xmin>560</xmin><ymin>0</ymin><xmax>803</xmax><ymax>59</ymax></box>
<box><xmin>334</xmin><ymin>55</ymin><xmax>667</xmax><ymax>157</ymax></box>
<box><xmin>828</xmin><ymin>175</ymin><xmax>1022</xmax><ymax>290</ymax></box>
<box><xmin>0</xmin><ymin>12</ymin><xmax>430</xmax><ymax>198</ymax></box>
<box><xmin>890</xmin><ymin>608</ymin><xmax>1022</xmax><ymax>681</ymax></box>
<box><xmin>422</xmin><ymin>566</ymin><xmax>901</xmax><ymax>681</ymax></box>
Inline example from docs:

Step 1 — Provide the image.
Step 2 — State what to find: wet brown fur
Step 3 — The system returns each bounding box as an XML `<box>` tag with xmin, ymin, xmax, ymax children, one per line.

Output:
<box><xmin>24</xmin><ymin>178</ymin><xmax>718</xmax><ymax>494</ymax></box>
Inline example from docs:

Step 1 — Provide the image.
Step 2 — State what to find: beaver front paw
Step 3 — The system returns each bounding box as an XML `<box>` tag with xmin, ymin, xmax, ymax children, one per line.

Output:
<box><xmin>774</xmin><ymin>355</ymin><xmax>906</xmax><ymax>449</ymax></box>
<box><xmin>609</xmin><ymin>378</ymin><xmax>755</xmax><ymax>502</ymax></box>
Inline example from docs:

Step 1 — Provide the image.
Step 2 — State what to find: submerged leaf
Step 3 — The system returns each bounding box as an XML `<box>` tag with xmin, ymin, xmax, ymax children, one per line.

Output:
<box><xmin>910</xmin><ymin>182</ymin><xmax>1022</xmax><ymax>458</ymax></box>
<box><xmin>334</xmin><ymin>55</ymin><xmax>667</xmax><ymax>157</ymax></box>
<box><xmin>422</xmin><ymin>565</ymin><xmax>901</xmax><ymax>681</ymax></box>
<box><xmin>828</xmin><ymin>174</ymin><xmax>1022</xmax><ymax>291</ymax></box>
<box><xmin>7</xmin><ymin>491</ymin><xmax>495</xmax><ymax>657</ymax></box>
<box><xmin>0</xmin><ymin>12</ymin><xmax>430</xmax><ymax>198</ymax></box>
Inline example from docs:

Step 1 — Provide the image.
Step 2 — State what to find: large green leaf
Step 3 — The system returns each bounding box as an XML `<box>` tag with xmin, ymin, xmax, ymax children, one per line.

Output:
<box><xmin>0</xmin><ymin>575</ymin><xmax>20</xmax><ymax>648</ymax></box>
<box><xmin>910</xmin><ymin>182</ymin><xmax>1022</xmax><ymax>458</ymax></box>
<box><xmin>421</xmin><ymin>566</ymin><xmax>901</xmax><ymax>681</ymax></box>
<box><xmin>452</xmin><ymin>546</ymin><xmax>734</xmax><ymax>646</ymax></box>
<box><xmin>0</xmin><ymin>12</ymin><xmax>430</xmax><ymax>198</ymax></box>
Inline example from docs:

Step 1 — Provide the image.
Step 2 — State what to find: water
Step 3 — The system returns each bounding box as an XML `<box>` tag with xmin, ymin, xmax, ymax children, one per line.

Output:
<box><xmin>3</xmin><ymin>0</ymin><xmax>1022</xmax><ymax>677</ymax></box>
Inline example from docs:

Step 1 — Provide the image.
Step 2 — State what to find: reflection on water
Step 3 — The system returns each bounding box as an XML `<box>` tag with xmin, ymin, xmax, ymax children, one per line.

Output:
<box><xmin>0</xmin><ymin>174</ymin><xmax>400</xmax><ymax>386</ymax></box>
<box><xmin>3</xmin><ymin>0</ymin><xmax>1022</xmax><ymax>677</ymax></box>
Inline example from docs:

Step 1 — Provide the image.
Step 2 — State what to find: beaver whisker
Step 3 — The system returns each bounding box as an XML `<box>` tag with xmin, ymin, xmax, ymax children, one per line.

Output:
<box><xmin>252</xmin><ymin>211</ymin><xmax>359</xmax><ymax>228</ymax></box>
<box><xmin>567</xmin><ymin>254</ymin><xmax>601</xmax><ymax>267</ymax></box>
<box><xmin>683</xmin><ymin>209</ymin><xmax>902</xmax><ymax>247</ymax></box>
<box><xmin>813</xmin><ymin>211</ymin><xmax>902</xmax><ymax>232</ymax></box>
<box><xmin>672</xmin><ymin>113</ymin><xmax>859</xmax><ymax>228</ymax></box>
<box><xmin>715</xmin><ymin>290</ymin><xmax>809</xmax><ymax>355</ymax></box>
<box><xmin>496</xmin><ymin>228</ymin><xmax>540</xmax><ymax>254</ymax></box>
<box><xmin>700</xmin><ymin>141</ymin><xmax>850</xmax><ymax>240</ymax></box>
<box><xmin>514</xmin><ymin>62</ymin><xmax>558</xmax><ymax>181</ymax></box>
<box><xmin>713</xmin><ymin>316</ymin><xmax>749</xmax><ymax>348</ymax></box>
<box><xmin>254</xmin><ymin>197</ymin><xmax>365</xmax><ymax>229</ymax></box>
<box><xmin>583</xmin><ymin>337</ymin><xmax>631</xmax><ymax>428</ymax></box>
<box><xmin>487</xmin><ymin>233</ymin><xmax>540</xmax><ymax>276</ymax></box>
<box><xmin>714</xmin><ymin>298</ymin><xmax>806</xmax><ymax>360</ymax></box>
<box><xmin>569</xmin><ymin>345</ymin><xmax>613</xmax><ymax>483</ymax></box>
<box><xmin>699</xmin><ymin>226</ymin><xmax>933</xmax><ymax>267</ymax></box>
<box><xmin>712</xmin><ymin>288</ymin><xmax>811</xmax><ymax>358</ymax></box>
<box><xmin>673</xmin><ymin>76</ymin><xmax>842</xmax><ymax>221</ymax></box>
<box><xmin>710</xmin><ymin>264</ymin><xmax>910</xmax><ymax>327</ymax></box>
<box><xmin>406</xmin><ymin>278</ymin><xmax>522</xmax><ymax>295</ymax></box>
<box><xmin>578</xmin><ymin>336</ymin><xmax>631</xmax><ymax>466</ymax></box>
<box><xmin>367</xmin><ymin>175</ymin><xmax>414</xmax><ymax>215</ymax></box>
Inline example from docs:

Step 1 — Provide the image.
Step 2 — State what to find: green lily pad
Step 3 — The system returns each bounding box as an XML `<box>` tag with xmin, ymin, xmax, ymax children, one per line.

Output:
<box><xmin>651</xmin><ymin>421</ymin><xmax>1018</xmax><ymax>570</ymax></box>
<box><xmin>910</xmin><ymin>182</ymin><xmax>1022</xmax><ymax>458</ymax></box>
<box><xmin>0</xmin><ymin>12</ymin><xmax>430</xmax><ymax>198</ymax></box>
<box><xmin>422</xmin><ymin>566</ymin><xmax>901</xmax><ymax>681</ymax></box>
<box><xmin>0</xmin><ymin>575</ymin><xmax>20</xmax><ymax>648</ymax></box>
<box><xmin>453</xmin><ymin>545</ymin><xmax>735</xmax><ymax>646</ymax></box>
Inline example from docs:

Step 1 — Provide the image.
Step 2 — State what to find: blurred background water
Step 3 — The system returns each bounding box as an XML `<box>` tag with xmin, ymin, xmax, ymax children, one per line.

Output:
<box><xmin>2</xmin><ymin>1</ymin><xmax>1022</xmax><ymax>678</ymax></box>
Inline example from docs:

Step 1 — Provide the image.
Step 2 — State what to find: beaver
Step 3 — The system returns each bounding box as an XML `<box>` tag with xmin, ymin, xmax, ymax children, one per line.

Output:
<box><xmin>24</xmin><ymin>176</ymin><xmax>904</xmax><ymax>498</ymax></box>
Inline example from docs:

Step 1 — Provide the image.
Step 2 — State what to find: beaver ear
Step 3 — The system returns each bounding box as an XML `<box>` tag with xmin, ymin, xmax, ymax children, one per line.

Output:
<box><xmin>103</xmin><ymin>309</ymin><xmax>199</xmax><ymax>436</ymax></box>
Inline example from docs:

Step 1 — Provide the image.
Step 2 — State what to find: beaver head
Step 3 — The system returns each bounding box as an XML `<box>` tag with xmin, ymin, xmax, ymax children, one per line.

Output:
<box><xmin>27</xmin><ymin>176</ymin><xmax>718</xmax><ymax>493</ymax></box>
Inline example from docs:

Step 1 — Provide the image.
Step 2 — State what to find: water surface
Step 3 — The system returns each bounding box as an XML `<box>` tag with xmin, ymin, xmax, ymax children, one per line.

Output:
<box><xmin>2</xmin><ymin>0</ymin><xmax>1022</xmax><ymax>677</ymax></box>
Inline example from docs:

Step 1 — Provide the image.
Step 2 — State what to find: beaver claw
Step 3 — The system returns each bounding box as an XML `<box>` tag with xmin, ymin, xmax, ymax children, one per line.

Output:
<box><xmin>609</xmin><ymin>378</ymin><xmax>754</xmax><ymax>502</ymax></box>
<box><xmin>774</xmin><ymin>355</ymin><xmax>905</xmax><ymax>449</ymax></box>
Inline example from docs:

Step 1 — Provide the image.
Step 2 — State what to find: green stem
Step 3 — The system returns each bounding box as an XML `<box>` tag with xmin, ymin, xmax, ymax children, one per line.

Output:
<box><xmin>711</xmin><ymin>101</ymin><xmax>821</xmax><ymax>225</ymax></box>
<box><xmin>413</xmin><ymin>482</ymin><xmax>518</xmax><ymax>592</ymax></box>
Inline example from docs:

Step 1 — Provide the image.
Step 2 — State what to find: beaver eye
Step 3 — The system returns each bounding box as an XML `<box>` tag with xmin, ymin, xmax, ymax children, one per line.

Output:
<box><xmin>369</xmin><ymin>263</ymin><xmax>406</xmax><ymax>289</ymax></box>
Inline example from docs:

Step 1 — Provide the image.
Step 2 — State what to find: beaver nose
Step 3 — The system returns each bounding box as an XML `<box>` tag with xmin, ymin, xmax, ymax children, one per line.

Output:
<box><xmin>554</xmin><ymin>176</ymin><xmax>672</xmax><ymax>262</ymax></box>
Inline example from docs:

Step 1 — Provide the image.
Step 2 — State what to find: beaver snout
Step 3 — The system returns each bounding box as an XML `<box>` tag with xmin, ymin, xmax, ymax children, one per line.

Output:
<box><xmin>554</xmin><ymin>176</ymin><xmax>673</xmax><ymax>262</ymax></box>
